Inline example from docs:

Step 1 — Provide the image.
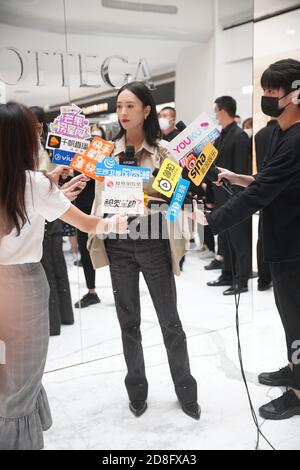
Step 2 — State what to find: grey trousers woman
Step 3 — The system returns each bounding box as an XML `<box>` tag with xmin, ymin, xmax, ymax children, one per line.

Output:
<box><xmin>0</xmin><ymin>263</ymin><xmax>52</xmax><ymax>450</ymax></box>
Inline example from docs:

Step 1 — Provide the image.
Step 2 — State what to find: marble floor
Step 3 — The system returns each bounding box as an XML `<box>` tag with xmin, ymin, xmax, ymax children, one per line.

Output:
<box><xmin>43</xmin><ymin>237</ymin><xmax>300</xmax><ymax>450</ymax></box>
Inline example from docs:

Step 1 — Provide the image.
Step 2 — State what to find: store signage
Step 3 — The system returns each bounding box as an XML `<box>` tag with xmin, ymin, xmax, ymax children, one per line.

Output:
<box><xmin>0</xmin><ymin>47</ymin><xmax>155</xmax><ymax>89</ymax></box>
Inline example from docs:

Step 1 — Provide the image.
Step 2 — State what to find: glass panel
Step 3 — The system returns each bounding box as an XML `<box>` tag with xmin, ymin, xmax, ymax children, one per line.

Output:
<box><xmin>0</xmin><ymin>0</ymin><xmax>84</xmax><ymax>372</ymax></box>
<box><xmin>61</xmin><ymin>0</ymin><xmax>255</xmax><ymax>367</ymax></box>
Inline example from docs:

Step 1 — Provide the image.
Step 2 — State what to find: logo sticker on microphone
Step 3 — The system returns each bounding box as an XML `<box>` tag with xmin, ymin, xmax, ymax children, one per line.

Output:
<box><xmin>188</xmin><ymin>143</ymin><xmax>218</xmax><ymax>186</ymax></box>
<box><xmin>152</xmin><ymin>158</ymin><xmax>182</xmax><ymax>198</ymax></box>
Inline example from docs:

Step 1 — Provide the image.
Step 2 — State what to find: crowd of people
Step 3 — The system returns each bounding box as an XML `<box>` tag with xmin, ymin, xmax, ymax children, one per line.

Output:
<box><xmin>1</xmin><ymin>57</ymin><xmax>300</xmax><ymax>449</ymax></box>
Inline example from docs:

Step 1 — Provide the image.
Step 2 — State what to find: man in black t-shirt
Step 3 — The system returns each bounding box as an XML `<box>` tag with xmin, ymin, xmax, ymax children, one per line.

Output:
<box><xmin>191</xmin><ymin>58</ymin><xmax>300</xmax><ymax>421</ymax></box>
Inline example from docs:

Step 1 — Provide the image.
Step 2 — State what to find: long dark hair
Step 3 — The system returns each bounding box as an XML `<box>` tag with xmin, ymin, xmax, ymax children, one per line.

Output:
<box><xmin>114</xmin><ymin>81</ymin><xmax>161</xmax><ymax>147</ymax></box>
<box><xmin>0</xmin><ymin>102</ymin><xmax>39</xmax><ymax>237</ymax></box>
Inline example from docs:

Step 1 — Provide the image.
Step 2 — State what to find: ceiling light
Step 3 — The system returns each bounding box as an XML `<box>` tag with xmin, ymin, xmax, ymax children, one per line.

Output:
<box><xmin>242</xmin><ymin>85</ymin><xmax>253</xmax><ymax>95</ymax></box>
<box><xmin>285</xmin><ymin>29</ymin><xmax>296</xmax><ymax>35</ymax></box>
<box><xmin>101</xmin><ymin>0</ymin><xmax>178</xmax><ymax>14</ymax></box>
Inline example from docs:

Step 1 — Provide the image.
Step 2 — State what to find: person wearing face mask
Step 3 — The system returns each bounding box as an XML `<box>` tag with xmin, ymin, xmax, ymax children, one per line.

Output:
<box><xmin>158</xmin><ymin>106</ymin><xmax>180</xmax><ymax>142</ymax></box>
<box><xmin>73</xmin><ymin>125</ymin><xmax>107</xmax><ymax>308</ymax></box>
<box><xmin>243</xmin><ymin>118</ymin><xmax>253</xmax><ymax>140</ymax></box>
<box><xmin>91</xmin><ymin>122</ymin><xmax>107</xmax><ymax>139</ymax></box>
<box><xmin>191</xmin><ymin>58</ymin><xmax>300</xmax><ymax>421</ymax></box>
<box><xmin>205</xmin><ymin>96</ymin><xmax>252</xmax><ymax>295</ymax></box>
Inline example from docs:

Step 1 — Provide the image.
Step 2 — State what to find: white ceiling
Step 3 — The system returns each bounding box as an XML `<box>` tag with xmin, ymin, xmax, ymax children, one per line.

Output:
<box><xmin>0</xmin><ymin>0</ymin><xmax>214</xmax><ymax>42</ymax></box>
<box><xmin>254</xmin><ymin>0</ymin><xmax>300</xmax><ymax>19</ymax></box>
<box><xmin>1</xmin><ymin>0</ymin><xmax>298</xmax><ymax>108</ymax></box>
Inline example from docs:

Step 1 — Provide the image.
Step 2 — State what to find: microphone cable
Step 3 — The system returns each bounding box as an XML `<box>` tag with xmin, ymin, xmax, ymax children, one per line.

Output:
<box><xmin>225</xmin><ymin>230</ymin><xmax>275</xmax><ymax>451</ymax></box>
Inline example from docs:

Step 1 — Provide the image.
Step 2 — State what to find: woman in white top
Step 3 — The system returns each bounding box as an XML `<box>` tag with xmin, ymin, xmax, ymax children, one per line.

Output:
<box><xmin>0</xmin><ymin>102</ymin><xmax>128</xmax><ymax>450</ymax></box>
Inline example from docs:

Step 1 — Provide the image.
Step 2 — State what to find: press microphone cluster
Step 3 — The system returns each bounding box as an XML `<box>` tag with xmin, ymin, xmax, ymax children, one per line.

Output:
<box><xmin>175</xmin><ymin>120</ymin><xmax>234</xmax><ymax>196</ymax></box>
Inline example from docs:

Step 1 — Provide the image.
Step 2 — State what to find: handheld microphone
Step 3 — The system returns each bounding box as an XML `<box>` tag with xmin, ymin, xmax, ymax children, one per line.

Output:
<box><xmin>119</xmin><ymin>145</ymin><xmax>137</xmax><ymax>166</ymax></box>
<box><xmin>205</xmin><ymin>166</ymin><xmax>234</xmax><ymax>196</ymax></box>
<box><xmin>175</xmin><ymin>121</ymin><xmax>186</xmax><ymax>132</ymax></box>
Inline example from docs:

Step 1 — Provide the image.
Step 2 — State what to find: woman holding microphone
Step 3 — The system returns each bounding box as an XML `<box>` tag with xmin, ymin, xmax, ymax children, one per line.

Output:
<box><xmin>0</xmin><ymin>102</ymin><xmax>128</xmax><ymax>450</ymax></box>
<box><xmin>89</xmin><ymin>81</ymin><xmax>199</xmax><ymax>420</ymax></box>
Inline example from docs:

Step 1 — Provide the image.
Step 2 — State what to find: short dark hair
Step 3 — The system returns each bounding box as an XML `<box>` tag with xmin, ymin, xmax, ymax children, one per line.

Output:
<box><xmin>261</xmin><ymin>59</ymin><xmax>300</xmax><ymax>106</ymax></box>
<box><xmin>114</xmin><ymin>81</ymin><xmax>161</xmax><ymax>147</ymax></box>
<box><xmin>159</xmin><ymin>106</ymin><xmax>176</xmax><ymax>118</ymax></box>
<box><xmin>215</xmin><ymin>96</ymin><xmax>237</xmax><ymax>118</ymax></box>
<box><xmin>243</xmin><ymin>117</ymin><xmax>253</xmax><ymax>129</ymax></box>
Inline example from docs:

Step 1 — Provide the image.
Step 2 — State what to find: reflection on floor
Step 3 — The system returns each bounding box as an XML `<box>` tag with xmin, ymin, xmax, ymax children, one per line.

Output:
<box><xmin>44</xmin><ymin>250</ymin><xmax>300</xmax><ymax>450</ymax></box>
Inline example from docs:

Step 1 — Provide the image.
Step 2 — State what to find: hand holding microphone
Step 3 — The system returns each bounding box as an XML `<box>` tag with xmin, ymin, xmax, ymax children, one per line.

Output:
<box><xmin>213</xmin><ymin>167</ymin><xmax>239</xmax><ymax>187</ymax></box>
<box><xmin>205</xmin><ymin>166</ymin><xmax>235</xmax><ymax>195</ymax></box>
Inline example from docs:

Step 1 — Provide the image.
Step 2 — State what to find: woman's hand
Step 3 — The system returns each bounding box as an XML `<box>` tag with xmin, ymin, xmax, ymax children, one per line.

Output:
<box><xmin>47</xmin><ymin>165</ymin><xmax>73</xmax><ymax>184</ymax></box>
<box><xmin>101</xmin><ymin>214</ymin><xmax>129</xmax><ymax>235</ymax></box>
<box><xmin>188</xmin><ymin>200</ymin><xmax>208</xmax><ymax>226</ymax></box>
<box><xmin>60</xmin><ymin>174</ymin><xmax>89</xmax><ymax>201</ymax></box>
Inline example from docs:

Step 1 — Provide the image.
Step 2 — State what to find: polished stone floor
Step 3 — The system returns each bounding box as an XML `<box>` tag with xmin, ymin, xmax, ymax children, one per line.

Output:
<box><xmin>43</xmin><ymin>232</ymin><xmax>300</xmax><ymax>450</ymax></box>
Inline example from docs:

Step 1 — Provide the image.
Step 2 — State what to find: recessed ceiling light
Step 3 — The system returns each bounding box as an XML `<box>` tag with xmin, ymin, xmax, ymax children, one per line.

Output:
<box><xmin>286</xmin><ymin>29</ymin><xmax>296</xmax><ymax>35</ymax></box>
<box><xmin>242</xmin><ymin>85</ymin><xmax>253</xmax><ymax>95</ymax></box>
<box><xmin>101</xmin><ymin>0</ymin><xmax>178</xmax><ymax>14</ymax></box>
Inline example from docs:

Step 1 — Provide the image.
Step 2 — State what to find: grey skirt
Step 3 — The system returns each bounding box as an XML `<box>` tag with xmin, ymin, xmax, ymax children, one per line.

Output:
<box><xmin>0</xmin><ymin>263</ymin><xmax>52</xmax><ymax>450</ymax></box>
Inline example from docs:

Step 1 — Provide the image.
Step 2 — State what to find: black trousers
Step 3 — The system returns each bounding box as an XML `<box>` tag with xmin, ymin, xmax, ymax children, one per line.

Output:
<box><xmin>257</xmin><ymin>216</ymin><xmax>271</xmax><ymax>286</ymax></box>
<box><xmin>220</xmin><ymin>219</ymin><xmax>252</xmax><ymax>286</ymax></box>
<box><xmin>105</xmin><ymin>237</ymin><xmax>197</xmax><ymax>404</ymax></box>
<box><xmin>270</xmin><ymin>260</ymin><xmax>300</xmax><ymax>389</ymax></box>
<box><xmin>41</xmin><ymin>227</ymin><xmax>74</xmax><ymax>335</ymax></box>
<box><xmin>77</xmin><ymin>206</ymin><xmax>95</xmax><ymax>290</ymax></box>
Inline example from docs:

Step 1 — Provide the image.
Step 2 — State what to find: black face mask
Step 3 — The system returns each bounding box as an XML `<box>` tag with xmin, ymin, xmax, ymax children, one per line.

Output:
<box><xmin>261</xmin><ymin>94</ymin><xmax>290</xmax><ymax>118</ymax></box>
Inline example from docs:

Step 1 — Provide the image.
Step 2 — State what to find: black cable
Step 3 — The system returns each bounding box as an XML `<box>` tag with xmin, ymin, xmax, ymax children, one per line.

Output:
<box><xmin>225</xmin><ymin>231</ymin><xmax>275</xmax><ymax>451</ymax></box>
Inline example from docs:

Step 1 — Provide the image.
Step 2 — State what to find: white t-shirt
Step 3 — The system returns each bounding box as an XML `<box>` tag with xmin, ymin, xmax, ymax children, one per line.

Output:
<box><xmin>0</xmin><ymin>171</ymin><xmax>71</xmax><ymax>265</ymax></box>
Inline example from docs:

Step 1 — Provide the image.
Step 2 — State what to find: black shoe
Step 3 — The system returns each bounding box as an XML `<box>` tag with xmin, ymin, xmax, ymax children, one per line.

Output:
<box><xmin>259</xmin><ymin>389</ymin><xmax>300</xmax><ymax>420</ymax></box>
<box><xmin>180</xmin><ymin>401</ymin><xmax>201</xmax><ymax>420</ymax></box>
<box><xmin>258</xmin><ymin>282</ymin><xmax>272</xmax><ymax>291</ymax></box>
<box><xmin>74</xmin><ymin>293</ymin><xmax>101</xmax><ymax>309</ymax></box>
<box><xmin>258</xmin><ymin>365</ymin><xmax>293</xmax><ymax>387</ymax></box>
<box><xmin>204</xmin><ymin>259</ymin><xmax>224</xmax><ymax>271</ymax></box>
<box><xmin>223</xmin><ymin>285</ymin><xmax>248</xmax><ymax>296</ymax></box>
<box><xmin>207</xmin><ymin>277</ymin><xmax>232</xmax><ymax>287</ymax></box>
<box><xmin>129</xmin><ymin>400</ymin><xmax>147</xmax><ymax>417</ymax></box>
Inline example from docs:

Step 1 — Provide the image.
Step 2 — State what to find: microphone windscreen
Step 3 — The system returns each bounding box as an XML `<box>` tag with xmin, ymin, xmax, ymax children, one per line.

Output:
<box><xmin>206</xmin><ymin>165</ymin><xmax>220</xmax><ymax>182</ymax></box>
<box><xmin>176</xmin><ymin>121</ymin><xmax>186</xmax><ymax>132</ymax></box>
<box><xmin>119</xmin><ymin>145</ymin><xmax>137</xmax><ymax>166</ymax></box>
<box><xmin>125</xmin><ymin>145</ymin><xmax>135</xmax><ymax>159</ymax></box>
